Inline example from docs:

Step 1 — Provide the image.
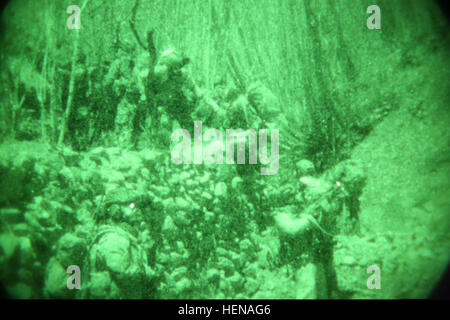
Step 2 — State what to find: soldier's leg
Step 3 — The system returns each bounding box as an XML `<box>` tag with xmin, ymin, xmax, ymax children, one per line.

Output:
<box><xmin>312</xmin><ymin>235</ymin><xmax>339</xmax><ymax>298</ymax></box>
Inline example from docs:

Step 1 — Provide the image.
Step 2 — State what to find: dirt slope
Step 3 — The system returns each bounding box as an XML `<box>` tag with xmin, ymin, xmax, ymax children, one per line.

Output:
<box><xmin>333</xmin><ymin>67</ymin><xmax>450</xmax><ymax>297</ymax></box>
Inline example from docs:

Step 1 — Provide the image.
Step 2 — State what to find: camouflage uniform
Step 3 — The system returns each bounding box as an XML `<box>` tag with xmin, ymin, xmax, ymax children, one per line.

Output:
<box><xmin>115</xmin><ymin>96</ymin><xmax>137</xmax><ymax>147</ymax></box>
<box><xmin>223</xmin><ymin>81</ymin><xmax>283</xmax><ymax>178</ymax></box>
<box><xmin>132</xmin><ymin>52</ymin><xmax>151</xmax><ymax>102</ymax></box>
<box><xmin>330</xmin><ymin>160</ymin><xmax>366</xmax><ymax>235</ymax></box>
<box><xmin>149</xmin><ymin>49</ymin><xmax>198</xmax><ymax>135</ymax></box>
<box><xmin>224</xmin><ymin>94</ymin><xmax>261</xmax><ymax>179</ymax></box>
<box><xmin>246</xmin><ymin>81</ymin><xmax>283</xmax><ymax>128</ymax></box>
<box><xmin>105</xmin><ymin>54</ymin><xmax>140</xmax><ymax>147</ymax></box>
<box><xmin>276</xmin><ymin>159</ymin><xmax>366</xmax><ymax>297</ymax></box>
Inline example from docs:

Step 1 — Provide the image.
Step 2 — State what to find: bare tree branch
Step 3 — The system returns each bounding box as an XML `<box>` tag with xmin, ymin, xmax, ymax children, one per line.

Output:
<box><xmin>58</xmin><ymin>0</ymin><xmax>89</xmax><ymax>146</ymax></box>
<box><xmin>129</xmin><ymin>0</ymin><xmax>147</xmax><ymax>51</ymax></box>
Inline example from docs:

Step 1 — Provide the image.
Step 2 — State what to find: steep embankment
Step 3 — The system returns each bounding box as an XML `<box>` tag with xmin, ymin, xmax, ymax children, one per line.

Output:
<box><xmin>334</xmin><ymin>50</ymin><xmax>450</xmax><ymax>298</ymax></box>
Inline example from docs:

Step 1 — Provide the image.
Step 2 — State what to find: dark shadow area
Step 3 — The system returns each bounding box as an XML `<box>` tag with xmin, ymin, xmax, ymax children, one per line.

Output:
<box><xmin>436</xmin><ymin>0</ymin><xmax>450</xmax><ymax>20</ymax></box>
<box><xmin>429</xmin><ymin>265</ymin><xmax>450</xmax><ymax>299</ymax></box>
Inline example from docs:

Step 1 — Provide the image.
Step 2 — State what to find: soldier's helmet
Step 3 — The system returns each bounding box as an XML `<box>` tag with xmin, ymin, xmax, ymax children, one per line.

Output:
<box><xmin>333</xmin><ymin>160</ymin><xmax>366</xmax><ymax>192</ymax></box>
<box><xmin>296</xmin><ymin>159</ymin><xmax>315</xmax><ymax>177</ymax></box>
<box><xmin>154</xmin><ymin>49</ymin><xmax>190</xmax><ymax>83</ymax></box>
<box><xmin>247</xmin><ymin>81</ymin><xmax>280</xmax><ymax>119</ymax></box>
<box><xmin>158</xmin><ymin>49</ymin><xmax>190</xmax><ymax>73</ymax></box>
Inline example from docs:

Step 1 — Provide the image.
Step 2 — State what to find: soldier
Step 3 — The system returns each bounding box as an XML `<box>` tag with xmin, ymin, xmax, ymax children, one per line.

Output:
<box><xmin>114</xmin><ymin>92</ymin><xmax>137</xmax><ymax>147</ymax></box>
<box><xmin>148</xmin><ymin>49</ymin><xmax>228</xmax><ymax>139</ymax></box>
<box><xmin>275</xmin><ymin>159</ymin><xmax>366</xmax><ymax>297</ymax></box>
<box><xmin>246</xmin><ymin>81</ymin><xmax>284</xmax><ymax>129</ymax></box>
<box><xmin>331</xmin><ymin>159</ymin><xmax>366</xmax><ymax>235</ymax></box>
<box><xmin>149</xmin><ymin>49</ymin><xmax>197</xmax><ymax>135</ymax></box>
<box><xmin>224</xmin><ymin>80</ymin><xmax>284</xmax><ymax>130</ymax></box>
<box><xmin>104</xmin><ymin>53</ymin><xmax>140</xmax><ymax>147</ymax></box>
<box><xmin>222</xmin><ymin>80</ymin><xmax>284</xmax><ymax>178</ymax></box>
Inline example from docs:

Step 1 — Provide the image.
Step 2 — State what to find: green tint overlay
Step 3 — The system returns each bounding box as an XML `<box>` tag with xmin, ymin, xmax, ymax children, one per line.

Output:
<box><xmin>0</xmin><ymin>0</ymin><xmax>449</xmax><ymax>299</ymax></box>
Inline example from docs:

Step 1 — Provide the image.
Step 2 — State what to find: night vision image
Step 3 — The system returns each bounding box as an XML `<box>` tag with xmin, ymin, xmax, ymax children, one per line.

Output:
<box><xmin>0</xmin><ymin>0</ymin><xmax>448</xmax><ymax>299</ymax></box>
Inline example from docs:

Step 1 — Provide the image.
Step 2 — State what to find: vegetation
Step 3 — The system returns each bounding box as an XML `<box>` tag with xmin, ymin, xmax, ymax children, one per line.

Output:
<box><xmin>0</xmin><ymin>0</ymin><xmax>448</xmax><ymax>299</ymax></box>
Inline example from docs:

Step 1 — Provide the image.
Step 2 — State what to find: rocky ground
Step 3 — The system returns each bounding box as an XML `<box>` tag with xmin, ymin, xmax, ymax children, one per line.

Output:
<box><xmin>1</xmin><ymin>95</ymin><xmax>448</xmax><ymax>299</ymax></box>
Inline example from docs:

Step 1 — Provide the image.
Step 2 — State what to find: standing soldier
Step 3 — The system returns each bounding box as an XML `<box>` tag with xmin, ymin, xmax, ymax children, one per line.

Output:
<box><xmin>149</xmin><ymin>49</ymin><xmax>197</xmax><ymax>135</ymax></box>
<box><xmin>115</xmin><ymin>91</ymin><xmax>137</xmax><ymax>147</ymax></box>
<box><xmin>148</xmin><ymin>49</ymin><xmax>226</xmax><ymax>139</ymax></box>
<box><xmin>275</xmin><ymin>159</ymin><xmax>366</xmax><ymax>298</ymax></box>
<box><xmin>104</xmin><ymin>53</ymin><xmax>140</xmax><ymax>147</ymax></box>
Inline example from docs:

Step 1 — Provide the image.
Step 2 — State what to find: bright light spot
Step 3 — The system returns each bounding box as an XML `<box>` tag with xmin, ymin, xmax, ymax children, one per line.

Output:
<box><xmin>130</xmin><ymin>203</ymin><xmax>135</xmax><ymax>209</ymax></box>
<box><xmin>336</xmin><ymin>181</ymin><xmax>341</xmax><ymax>187</ymax></box>
<box><xmin>162</xmin><ymin>48</ymin><xmax>175</xmax><ymax>56</ymax></box>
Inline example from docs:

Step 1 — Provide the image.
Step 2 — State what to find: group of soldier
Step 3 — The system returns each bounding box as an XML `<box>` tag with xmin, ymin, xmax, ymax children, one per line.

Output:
<box><xmin>106</xmin><ymin>46</ymin><xmax>366</xmax><ymax>298</ymax></box>
<box><xmin>106</xmin><ymin>47</ymin><xmax>284</xmax><ymax>151</ymax></box>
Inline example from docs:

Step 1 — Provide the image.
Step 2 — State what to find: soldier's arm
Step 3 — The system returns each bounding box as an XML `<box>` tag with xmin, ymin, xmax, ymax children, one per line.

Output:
<box><xmin>183</xmin><ymin>71</ymin><xmax>226</xmax><ymax>124</ymax></box>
